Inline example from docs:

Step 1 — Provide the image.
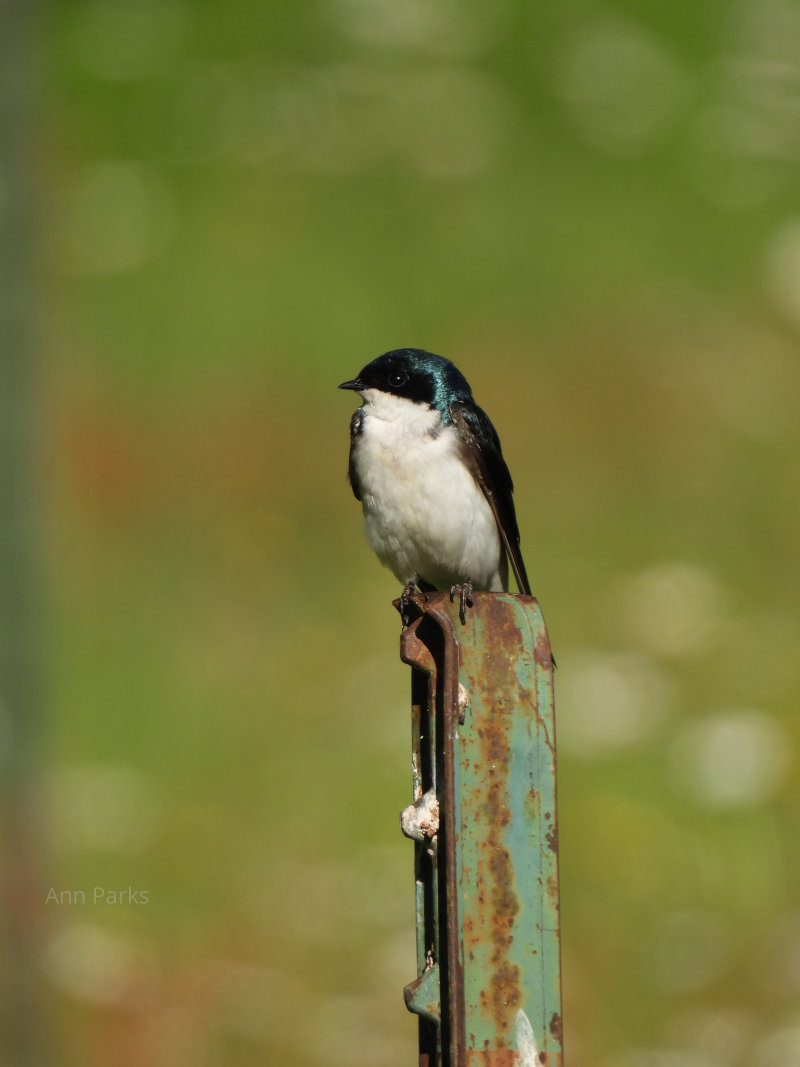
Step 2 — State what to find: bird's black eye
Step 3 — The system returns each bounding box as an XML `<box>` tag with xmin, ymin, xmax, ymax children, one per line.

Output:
<box><xmin>388</xmin><ymin>370</ymin><xmax>409</xmax><ymax>389</ymax></box>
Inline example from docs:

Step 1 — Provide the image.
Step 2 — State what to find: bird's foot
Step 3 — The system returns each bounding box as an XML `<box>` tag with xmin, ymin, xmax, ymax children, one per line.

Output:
<box><xmin>399</xmin><ymin>579</ymin><xmax>419</xmax><ymax>626</ymax></box>
<box><xmin>449</xmin><ymin>578</ymin><xmax>474</xmax><ymax>624</ymax></box>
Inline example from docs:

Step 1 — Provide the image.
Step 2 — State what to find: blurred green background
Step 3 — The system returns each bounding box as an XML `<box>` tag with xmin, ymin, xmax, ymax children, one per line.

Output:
<box><xmin>3</xmin><ymin>0</ymin><xmax>800</xmax><ymax>1064</ymax></box>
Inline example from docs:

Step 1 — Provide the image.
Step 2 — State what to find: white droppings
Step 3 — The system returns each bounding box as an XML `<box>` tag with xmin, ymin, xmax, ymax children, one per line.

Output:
<box><xmin>400</xmin><ymin>789</ymin><xmax>440</xmax><ymax>841</ymax></box>
<box><xmin>458</xmin><ymin>683</ymin><xmax>470</xmax><ymax>721</ymax></box>
<box><xmin>515</xmin><ymin>1009</ymin><xmax>542</xmax><ymax>1066</ymax></box>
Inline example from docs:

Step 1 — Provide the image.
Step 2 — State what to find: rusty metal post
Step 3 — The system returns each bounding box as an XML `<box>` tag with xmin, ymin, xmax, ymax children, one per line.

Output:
<box><xmin>400</xmin><ymin>591</ymin><xmax>562</xmax><ymax>1066</ymax></box>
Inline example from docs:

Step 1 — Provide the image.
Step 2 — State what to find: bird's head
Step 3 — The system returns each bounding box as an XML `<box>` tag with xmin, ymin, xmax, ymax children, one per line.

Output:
<box><xmin>339</xmin><ymin>348</ymin><xmax>472</xmax><ymax>413</ymax></box>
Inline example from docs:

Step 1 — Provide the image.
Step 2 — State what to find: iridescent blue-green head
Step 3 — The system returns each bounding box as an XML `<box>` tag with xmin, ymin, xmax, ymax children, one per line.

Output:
<box><xmin>338</xmin><ymin>348</ymin><xmax>473</xmax><ymax>416</ymax></box>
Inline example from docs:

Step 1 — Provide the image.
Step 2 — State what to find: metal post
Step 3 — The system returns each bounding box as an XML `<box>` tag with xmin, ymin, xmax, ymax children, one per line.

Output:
<box><xmin>400</xmin><ymin>592</ymin><xmax>562</xmax><ymax>1066</ymax></box>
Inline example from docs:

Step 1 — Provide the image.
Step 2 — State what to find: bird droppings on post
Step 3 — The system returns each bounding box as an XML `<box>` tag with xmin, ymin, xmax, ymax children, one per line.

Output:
<box><xmin>515</xmin><ymin>1009</ymin><xmax>544</xmax><ymax>1067</ymax></box>
<box><xmin>400</xmin><ymin>789</ymin><xmax>440</xmax><ymax>843</ymax></box>
<box><xmin>458</xmin><ymin>683</ymin><xmax>471</xmax><ymax>724</ymax></box>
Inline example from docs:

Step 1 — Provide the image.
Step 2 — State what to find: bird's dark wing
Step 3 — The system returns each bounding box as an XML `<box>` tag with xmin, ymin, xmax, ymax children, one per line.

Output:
<box><xmin>449</xmin><ymin>399</ymin><xmax>531</xmax><ymax>595</ymax></box>
<box><xmin>347</xmin><ymin>409</ymin><xmax>363</xmax><ymax>501</ymax></box>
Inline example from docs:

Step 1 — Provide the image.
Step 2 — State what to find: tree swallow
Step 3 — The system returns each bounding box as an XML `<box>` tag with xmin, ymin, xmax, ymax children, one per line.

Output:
<box><xmin>339</xmin><ymin>348</ymin><xmax>531</xmax><ymax>622</ymax></box>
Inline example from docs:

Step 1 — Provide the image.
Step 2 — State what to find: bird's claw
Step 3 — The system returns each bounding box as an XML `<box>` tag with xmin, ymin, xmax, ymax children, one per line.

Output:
<box><xmin>449</xmin><ymin>579</ymin><xmax>474</xmax><ymax>624</ymax></box>
<box><xmin>399</xmin><ymin>580</ymin><xmax>418</xmax><ymax>626</ymax></box>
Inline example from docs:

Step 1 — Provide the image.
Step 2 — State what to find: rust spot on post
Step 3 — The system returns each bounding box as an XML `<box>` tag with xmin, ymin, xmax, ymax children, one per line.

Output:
<box><xmin>549</xmin><ymin>1012</ymin><xmax>563</xmax><ymax>1045</ymax></box>
<box><xmin>465</xmin><ymin>1052</ymin><xmax>520</xmax><ymax>1066</ymax></box>
<box><xmin>468</xmin><ymin>599</ymin><xmax>529</xmax><ymax>1041</ymax></box>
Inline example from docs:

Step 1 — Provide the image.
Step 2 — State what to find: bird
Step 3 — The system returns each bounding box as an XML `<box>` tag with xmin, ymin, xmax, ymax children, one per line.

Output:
<box><xmin>339</xmin><ymin>347</ymin><xmax>531</xmax><ymax>623</ymax></box>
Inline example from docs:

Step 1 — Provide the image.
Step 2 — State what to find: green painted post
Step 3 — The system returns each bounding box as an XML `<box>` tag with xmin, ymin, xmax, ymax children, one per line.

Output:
<box><xmin>400</xmin><ymin>592</ymin><xmax>562</xmax><ymax>1067</ymax></box>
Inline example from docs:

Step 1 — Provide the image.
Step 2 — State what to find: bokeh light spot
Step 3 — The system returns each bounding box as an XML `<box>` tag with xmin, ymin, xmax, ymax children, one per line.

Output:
<box><xmin>755</xmin><ymin>1023</ymin><xmax>800</xmax><ymax>1066</ymax></box>
<box><xmin>670</xmin><ymin>708</ymin><xmax>792</xmax><ymax>809</ymax></box>
<box><xmin>44</xmin><ymin>923</ymin><xmax>157</xmax><ymax>1006</ymax></box>
<box><xmin>764</xmin><ymin>217</ymin><xmax>800</xmax><ymax>327</ymax></box>
<box><xmin>688</xmin><ymin>322</ymin><xmax>799</xmax><ymax>439</ymax></box>
<box><xmin>614</xmin><ymin>1049</ymin><xmax>712</xmax><ymax>1067</ymax></box>
<box><xmin>615</xmin><ymin>562</ymin><xmax>725</xmax><ymax>660</ymax></box>
<box><xmin>557</xmin><ymin>651</ymin><xmax>675</xmax><ymax>758</ymax></box>
<box><xmin>44</xmin><ymin>763</ymin><xmax>161</xmax><ymax>854</ymax></box>
<box><xmin>557</xmin><ymin>21</ymin><xmax>687</xmax><ymax>154</ymax></box>
<box><xmin>328</xmin><ymin>0</ymin><xmax>507</xmax><ymax>56</ymax></box>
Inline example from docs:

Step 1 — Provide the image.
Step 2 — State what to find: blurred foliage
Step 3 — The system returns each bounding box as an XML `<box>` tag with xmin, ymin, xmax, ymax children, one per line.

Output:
<box><xmin>9</xmin><ymin>0</ymin><xmax>800</xmax><ymax>1064</ymax></box>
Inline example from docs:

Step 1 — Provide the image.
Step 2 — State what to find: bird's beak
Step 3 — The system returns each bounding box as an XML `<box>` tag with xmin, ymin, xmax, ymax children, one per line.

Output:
<box><xmin>338</xmin><ymin>378</ymin><xmax>363</xmax><ymax>391</ymax></box>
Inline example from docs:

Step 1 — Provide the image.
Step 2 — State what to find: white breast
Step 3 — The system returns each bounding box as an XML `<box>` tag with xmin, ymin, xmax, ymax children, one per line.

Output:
<box><xmin>352</xmin><ymin>389</ymin><xmax>504</xmax><ymax>590</ymax></box>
